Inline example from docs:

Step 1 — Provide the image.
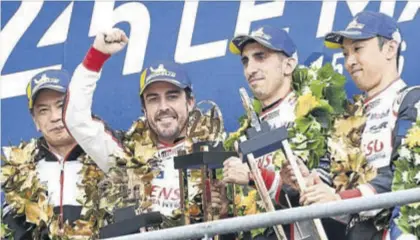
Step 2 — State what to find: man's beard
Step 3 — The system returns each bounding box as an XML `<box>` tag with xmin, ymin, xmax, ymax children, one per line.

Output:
<box><xmin>149</xmin><ymin>108</ymin><xmax>187</xmax><ymax>142</ymax></box>
<box><xmin>155</xmin><ymin>126</ymin><xmax>181</xmax><ymax>141</ymax></box>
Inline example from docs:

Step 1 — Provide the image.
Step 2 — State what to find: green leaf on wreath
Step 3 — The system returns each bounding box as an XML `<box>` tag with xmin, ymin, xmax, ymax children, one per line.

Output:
<box><xmin>295</xmin><ymin>117</ymin><xmax>313</xmax><ymax>133</ymax></box>
<box><xmin>325</xmin><ymin>85</ymin><xmax>347</xmax><ymax>115</ymax></box>
<box><xmin>251</xmin><ymin>228</ymin><xmax>267</xmax><ymax>239</ymax></box>
<box><xmin>309</xmin><ymin>80</ymin><xmax>327</xmax><ymax>99</ymax></box>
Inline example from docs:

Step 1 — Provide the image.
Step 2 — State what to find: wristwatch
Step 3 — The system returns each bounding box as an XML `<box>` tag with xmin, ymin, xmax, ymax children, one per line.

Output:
<box><xmin>248</xmin><ymin>172</ymin><xmax>255</xmax><ymax>187</ymax></box>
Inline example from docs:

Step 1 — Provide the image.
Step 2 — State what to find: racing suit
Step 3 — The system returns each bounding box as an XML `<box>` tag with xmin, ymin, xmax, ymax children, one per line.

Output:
<box><xmin>64</xmin><ymin>47</ymin><xmax>217</xmax><ymax>230</ymax></box>
<box><xmin>248</xmin><ymin>91</ymin><xmax>344</xmax><ymax>240</ymax></box>
<box><xmin>2</xmin><ymin>138</ymin><xmax>85</xmax><ymax>240</ymax></box>
<box><xmin>388</xmin><ymin>85</ymin><xmax>420</xmax><ymax>240</ymax></box>
<box><xmin>337</xmin><ymin>79</ymin><xmax>420</xmax><ymax>240</ymax></box>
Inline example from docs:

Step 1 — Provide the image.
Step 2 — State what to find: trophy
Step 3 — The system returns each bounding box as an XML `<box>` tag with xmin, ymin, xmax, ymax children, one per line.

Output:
<box><xmin>98</xmin><ymin>120</ymin><xmax>164</xmax><ymax>238</ymax></box>
<box><xmin>173</xmin><ymin>101</ymin><xmax>237</xmax><ymax>228</ymax></box>
<box><xmin>237</xmin><ymin>88</ymin><xmax>328</xmax><ymax>240</ymax></box>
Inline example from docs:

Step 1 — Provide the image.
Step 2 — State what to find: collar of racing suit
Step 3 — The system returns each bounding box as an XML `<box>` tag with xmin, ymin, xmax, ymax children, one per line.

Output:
<box><xmin>363</xmin><ymin>77</ymin><xmax>403</xmax><ymax>105</ymax></box>
<box><xmin>34</xmin><ymin>137</ymin><xmax>84</xmax><ymax>162</ymax></box>
<box><xmin>156</xmin><ymin>136</ymin><xmax>186</xmax><ymax>149</ymax></box>
<box><xmin>261</xmin><ymin>89</ymin><xmax>294</xmax><ymax>115</ymax></box>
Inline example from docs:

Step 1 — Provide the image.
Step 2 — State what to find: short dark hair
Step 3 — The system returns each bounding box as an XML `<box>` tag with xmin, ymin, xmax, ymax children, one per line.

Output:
<box><xmin>377</xmin><ymin>36</ymin><xmax>401</xmax><ymax>70</ymax></box>
<box><xmin>240</xmin><ymin>39</ymin><xmax>257</xmax><ymax>55</ymax></box>
<box><xmin>140</xmin><ymin>87</ymin><xmax>193</xmax><ymax>110</ymax></box>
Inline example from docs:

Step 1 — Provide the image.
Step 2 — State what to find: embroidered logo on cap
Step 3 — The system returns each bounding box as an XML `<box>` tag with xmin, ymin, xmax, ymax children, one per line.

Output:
<box><xmin>346</xmin><ymin>18</ymin><xmax>365</xmax><ymax>30</ymax></box>
<box><xmin>32</xmin><ymin>74</ymin><xmax>61</xmax><ymax>93</ymax></box>
<box><xmin>34</xmin><ymin>74</ymin><xmax>60</xmax><ymax>86</ymax></box>
<box><xmin>251</xmin><ymin>27</ymin><xmax>272</xmax><ymax>41</ymax></box>
<box><xmin>146</xmin><ymin>64</ymin><xmax>176</xmax><ymax>82</ymax></box>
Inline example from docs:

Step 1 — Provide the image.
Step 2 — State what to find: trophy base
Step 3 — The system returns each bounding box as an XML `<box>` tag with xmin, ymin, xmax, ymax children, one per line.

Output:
<box><xmin>174</xmin><ymin>141</ymin><xmax>238</xmax><ymax>169</ymax></box>
<box><xmin>174</xmin><ymin>151</ymin><xmax>237</xmax><ymax>169</ymax></box>
<box><xmin>240</xmin><ymin>123</ymin><xmax>288</xmax><ymax>161</ymax></box>
<box><xmin>99</xmin><ymin>211</ymin><xmax>162</xmax><ymax>238</ymax></box>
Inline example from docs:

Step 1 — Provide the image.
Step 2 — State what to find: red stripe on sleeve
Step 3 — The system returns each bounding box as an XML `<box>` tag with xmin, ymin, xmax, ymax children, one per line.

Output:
<box><xmin>82</xmin><ymin>47</ymin><xmax>110</xmax><ymax>72</ymax></box>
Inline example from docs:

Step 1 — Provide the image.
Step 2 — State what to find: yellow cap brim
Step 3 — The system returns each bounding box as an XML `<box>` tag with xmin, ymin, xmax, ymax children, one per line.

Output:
<box><xmin>324</xmin><ymin>41</ymin><xmax>342</xmax><ymax>49</ymax></box>
<box><xmin>229</xmin><ymin>41</ymin><xmax>241</xmax><ymax>55</ymax></box>
<box><xmin>139</xmin><ymin>69</ymin><xmax>148</xmax><ymax>95</ymax></box>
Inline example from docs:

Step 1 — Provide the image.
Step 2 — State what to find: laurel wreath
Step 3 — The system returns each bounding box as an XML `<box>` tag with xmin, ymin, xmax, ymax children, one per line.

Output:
<box><xmin>391</xmin><ymin>101</ymin><xmax>420</xmax><ymax>238</ymax></box>
<box><xmin>0</xmin><ymin>139</ymin><xmax>106</xmax><ymax>240</ymax></box>
<box><xmin>223</xmin><ymin>63</ymin><xmax>351</xmax><ymax>237</ymax></box>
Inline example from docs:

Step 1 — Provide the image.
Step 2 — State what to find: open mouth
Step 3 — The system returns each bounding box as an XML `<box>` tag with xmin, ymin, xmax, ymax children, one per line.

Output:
<box><xmin>156</xmin><ymin>115</ymin><xmax>176</xmax><ymax>122</ymax></box>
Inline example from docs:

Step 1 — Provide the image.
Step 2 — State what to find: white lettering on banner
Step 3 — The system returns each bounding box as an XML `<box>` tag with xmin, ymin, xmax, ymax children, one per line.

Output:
<box><xmin>317</xmin><ymin>0</ymin><xmax>370</xmax><ymax>38</ymax></box>
<box><xmin>0</xmin><ymin>1</ymin><xmax>48</xmax><ymax>99</ymax></box>
<box><xmin>0</xmin><ymin>1</ymin><xmax>43</xmax><ymax>73</ymax></box>
<box><xmin>332</xmin><ymin>52</ymin><xmax>344</xmax><ymax>74</ymax></box>
<box><xmin>379</xmin><ymin>0</ymin><xmax>396</xmax><ymax>17</ymax></box>
<box><xmin>317</xmin><ymin>0</ymin><xmax>337</xmax><ymax>38</ymax></box>
<box><xmin>346</xmin><ymin>1</ymin><xmax>371</xmax><ymax>16</ymax></box>
<box><xmin>37</xmin><ymin>2</ymin><xmax>73</xmax><ymax>47</ymax></box>
<box><xmin>317</xmin><ymin>0</ymin><xmax>399</xmax><ymax>38</ymax></box>
<box><xmin>1</xmin><ymin>65</ymin><xmax>62</xmax><ymax>99</ymax></box>
<box><xmin>399</xmin><ymin>41</ymin><xmax>407</xmax><ymax>75</ymax></box>
<box><xmin>175</xmin><ymin>1</ymin><xmax>228</xmax><ymax>63</ymax></box>
<box><xmin>0</xmin><ymin>1</ymin><xmax>44</xmax><ymax>99</ymax></box>
<box><xmin>398</xmin><ymin>1</ymin><xmax>420</xmax><ymax>22</ymax></box>
<box><xmin>316</xmin><ymin>0</ymin><xmax>369</xmax><ymax>38</ymax></box>
<box><xmin>90</xmin><ymin>1</ymin><xmax>151</xmax><ymax>75</ymax></box>
<box><xmin>0</xmin><ymin>1</ymin><xmax>417</xmax><ymax>99</ymax></box>
<box><xmin>89</xmin><ymin>1</ymin><xmax>115</xmax><ymax>36</ymax></box>
<box><xmin>234</xmin><ymin>0</ymin><xmax>285</xmax><ymax>36</ymax></box>
<box><xmin>1</xmin><ymin>1</ymin><xmax>151</xmax><ymax>100</ymax></box>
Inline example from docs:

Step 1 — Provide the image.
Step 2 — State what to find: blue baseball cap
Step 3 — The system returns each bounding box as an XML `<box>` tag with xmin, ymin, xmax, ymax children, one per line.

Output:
<box><xmin>139</xmin><ymin>61</ymin><xmax>193</xmax><ymax>95</ymax></box>
<box><xmin>229</xmin><ymin>26</ymin><xmax>297</xmax><ymax>58</ymax></box>
<box><xmin>26</xmin><ymin>69</ymin><xmax>70</xmax><ymax>109</ymax></box>
<box><xmin>325</xmin><ymin>11</ymin><xmax>402</xmax><ymax>48</ymax></box>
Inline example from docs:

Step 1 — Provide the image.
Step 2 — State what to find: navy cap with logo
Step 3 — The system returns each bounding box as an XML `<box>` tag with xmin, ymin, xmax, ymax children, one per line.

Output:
<box><xmin>139</xmin><ymin>61</ymin><xmax>192</xmax><ymax>96</ymax></box>
<box><xmin>229</xmin><ymin>26</ymin><xmax>297</xmax><ymax>58</ymax></box>
<box><xmin>26</xmin><ymin>69</ymin><xmax>70</xmax><ymax>109</ymax></box>
<box><xmin>324</xmin><ymin>11</ymin><xmax>402</xmax><ymax>48</ymax></box>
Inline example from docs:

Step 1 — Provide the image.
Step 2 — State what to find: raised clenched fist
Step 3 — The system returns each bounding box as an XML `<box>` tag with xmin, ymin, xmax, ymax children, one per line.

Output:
<box><xmin>93</xmin><ymin>28</ymin><xmax>128</xmax><ymax>55</ymax></box>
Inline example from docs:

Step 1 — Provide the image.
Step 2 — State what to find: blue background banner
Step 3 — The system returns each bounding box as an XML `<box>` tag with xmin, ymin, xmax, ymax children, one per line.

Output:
<box><xmin>2</xmin><ymin>1</ymin><xmax>419</xmax><ymax>147</ymax></box>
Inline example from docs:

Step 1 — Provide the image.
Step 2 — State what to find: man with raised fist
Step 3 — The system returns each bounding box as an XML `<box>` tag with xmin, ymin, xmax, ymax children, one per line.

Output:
<box><xmin>64</xmin><ymin>28</ymin><xmax>227</xmax><ymax>236</ymax></box>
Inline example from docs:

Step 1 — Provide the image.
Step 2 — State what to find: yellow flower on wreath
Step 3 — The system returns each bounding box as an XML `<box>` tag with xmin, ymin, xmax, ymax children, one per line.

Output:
<box><xmin>295</xmin><ymin>92</ymin><xmax>320</xmax><ymax>118</ymax></box>
<box><xmin>405</xmin><ymin>124</ymin><xmax>420</xmax><ymax>149</ymax></box>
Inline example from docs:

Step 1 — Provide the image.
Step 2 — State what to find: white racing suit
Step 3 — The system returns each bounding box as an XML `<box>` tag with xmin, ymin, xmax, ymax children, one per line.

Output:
<box><xmin>337</xmin><ymin>79</ymin><xmax>420</xmax><ymax>240</ymax></box>
<box><xmin>2</xmin><ymin>139</ymin><xmax>85</xmax><ymax>240</ymax></box>
<box><xmin>63</xmin><ymin>47</ymin><xmax>194</xmax><ymax>226</ymax></box>
<box><xmin>248</xmin><ymin>91</ymin><xmax>343</xmax><ymax>240</ymax></box>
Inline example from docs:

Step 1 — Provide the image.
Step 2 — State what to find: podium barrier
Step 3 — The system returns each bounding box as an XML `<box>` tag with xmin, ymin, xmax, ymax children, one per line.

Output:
<box><xmin>101</xmin><ymin>188</ymin><xmax>420</xmax><ymax>240</ymax></box>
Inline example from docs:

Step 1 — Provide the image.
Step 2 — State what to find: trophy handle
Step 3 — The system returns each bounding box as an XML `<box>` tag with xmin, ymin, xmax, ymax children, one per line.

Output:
<box><xmin>178</xmin><ymin>168</ymin><xmax>190</xmax><ymax>225</ymax></box>
<box><xmin>240</xmin><ymin>137</ymin><xmax>287</xmax><ymax>240</ymax></box>
<box><xmin>282</xmin><ymin>141</ymin><xmax>329</xmax><ymax>240</ymax></box>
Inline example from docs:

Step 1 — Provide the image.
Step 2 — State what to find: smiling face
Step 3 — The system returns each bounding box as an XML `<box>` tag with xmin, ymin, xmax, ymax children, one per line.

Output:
<box><xmin>32</xmin><ymin>89</ymin><xmax>75</xmax><ymax>147</ymax></box>
<box><xmin>240</xmin><ymin>42</ymin><xmax>295</xmax><ymax>105</ymax></box>
<box><xmin>142</xmin><ymin>81</ymin><xmax>194</xmax><ymax>143</ymax></box>
<box><xmin>342</xmin><ymin>37</ymin><xmax>389</xmax><ymax>93</ymax></box>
